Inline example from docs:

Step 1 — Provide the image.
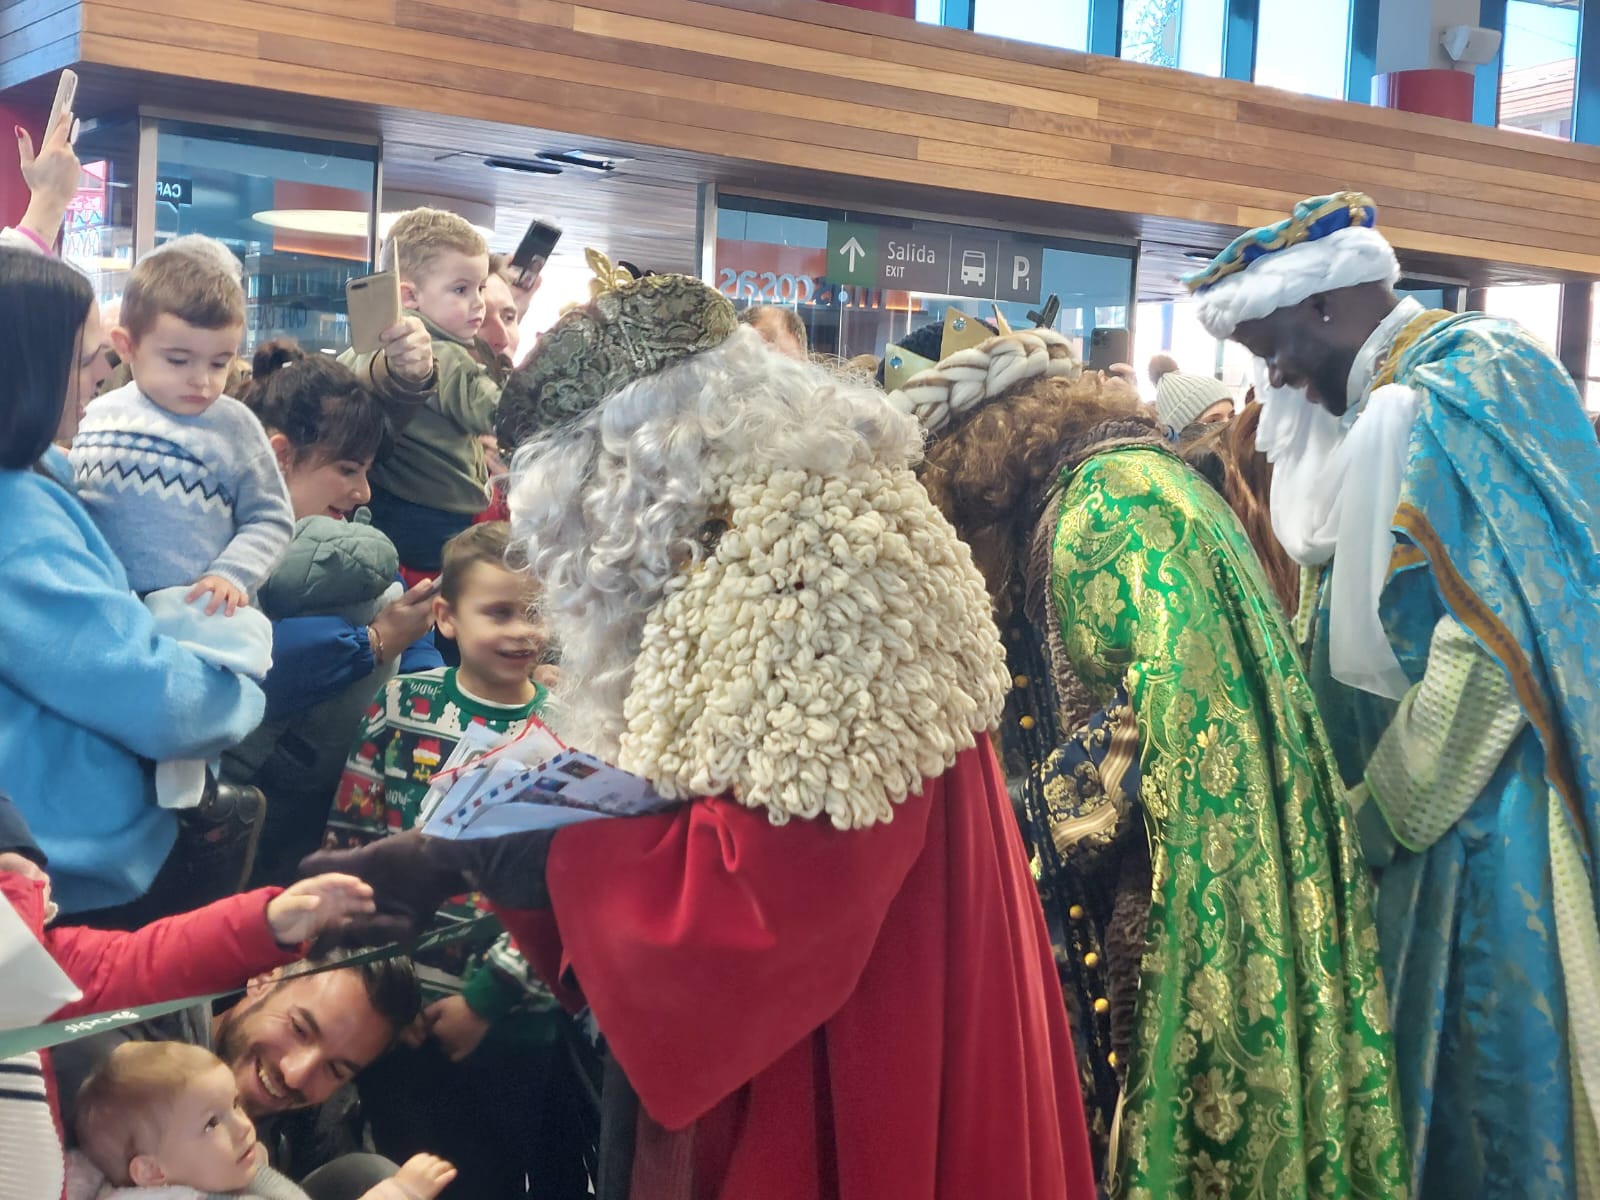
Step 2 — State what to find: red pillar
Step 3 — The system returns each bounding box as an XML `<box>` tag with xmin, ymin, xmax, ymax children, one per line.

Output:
<box><xmin>819</xmin><ymin>0</ymin><xmax>915</xmax><ymax>15</ymax></box>
<box><xmin>1370</xmin><ymin>69</ymin><xmax>1476</xmax><ymax>121</ymax></box>
<box><xmin>0</xmin><ymin>100</ymin><xmax>49</xmax><ymax>231</ymax></box>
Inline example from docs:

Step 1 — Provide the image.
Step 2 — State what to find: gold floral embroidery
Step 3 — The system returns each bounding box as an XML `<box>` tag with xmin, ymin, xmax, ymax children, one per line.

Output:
<box><xmin>1083</xmin><ymin>570</ymin><xmax>1125</xmax><ymax>627</ymax></box>
<box><xmin>1048</xmin><ymin>447</ymin><xmax>1405</xmax><ymax>1199</ymax></box>
<box><xmin>1242</xmin><ymin>953</ymin><xmax>1281</xmax><ymax>1025</ymax></box>
<box><xmin>1197</xmin><ymin>726</ymin><xmax>1241</xmax><ymax>796</ymax></box>
<box><xmin>1193</xmin><ymin>1067</ymin><xmax>1248</xmax><ymax>1143</ymax></box>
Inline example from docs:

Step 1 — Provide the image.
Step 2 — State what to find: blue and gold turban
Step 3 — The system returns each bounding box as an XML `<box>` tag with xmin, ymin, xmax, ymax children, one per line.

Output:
<box><xmin>1182</xmin><ymin>192</ymin><xmax>1399</xmax><ymax>339</ymax></box>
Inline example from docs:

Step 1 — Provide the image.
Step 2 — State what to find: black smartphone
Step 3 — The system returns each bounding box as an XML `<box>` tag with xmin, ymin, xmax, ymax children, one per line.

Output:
<box><xmin>510</xmin><ymin>219</ymin><xmax>562</xmax><ymax>290</ymax></box>
<box><xmin>1087</xmin><ymin>326</ymin><xmax>1130</xmax><ymax>373</ymax></box>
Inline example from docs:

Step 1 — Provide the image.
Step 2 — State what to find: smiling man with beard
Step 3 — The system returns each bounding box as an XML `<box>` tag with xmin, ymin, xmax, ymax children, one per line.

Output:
<box><xmin>54</xmin><ymin>952</ymin><xmax>420</xmax><ymax>1192</ymax></box>
<box><xmin>305</xmin><ymin>251</ymin><xmax>1095</xmax><ymax>1200</ymax></box>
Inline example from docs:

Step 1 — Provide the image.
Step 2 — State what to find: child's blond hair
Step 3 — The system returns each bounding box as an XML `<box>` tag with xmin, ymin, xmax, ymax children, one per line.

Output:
<box><xmin>379</xmin><ymin>208</ymin><xmax>488</xmax><ymax>283</ymax></box>
<box><xmin>75</xmin><ymin>1041</ymin><xmax>227</xmax><ymax>1186</ymax></box>
<box><xmin>121</xmin><ymin>235</ymin><xmax>246</xmax><ymax>340</ymax></box>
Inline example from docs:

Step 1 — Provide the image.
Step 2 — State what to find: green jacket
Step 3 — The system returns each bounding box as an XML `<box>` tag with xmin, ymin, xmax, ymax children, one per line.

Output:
<box><xmin>340</xmin><ymin>313</ymin><xmax>500</xmax><ymax>514</ymax></box>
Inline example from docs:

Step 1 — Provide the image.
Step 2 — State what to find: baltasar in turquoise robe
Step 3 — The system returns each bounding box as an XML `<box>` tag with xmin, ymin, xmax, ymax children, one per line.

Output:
<box><xmin>1311</xmin><ymin>310</ymin><xmax>1600</xmax><ymax>1199</ymax></box>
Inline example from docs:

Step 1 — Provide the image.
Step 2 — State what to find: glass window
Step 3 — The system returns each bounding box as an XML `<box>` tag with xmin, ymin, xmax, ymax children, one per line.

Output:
<box><xmin>153</xmin><ymin>120</ymin><xmax>379</xmax><ymax>354</ymax></box>
<box><xmin>973</xmin><ymin>0</ymin><xmax>1090</xmax><ymax>52</ymax></box>
<box><xmin>1255</xmin><ymin>0</ymin><xmax>1351</xmax><ymax>98</ymax></box>
<box><xmin>1483</xmin><ymin>283</ymin><xmax>1563</xmax><ymax>350</ymax></box>
<box><xmin>914</xmin><ymin>0</ymin><xmax>942</xmax><ymax>21</ymax></box>
<box><xmin>712</xmin><ymin>195</ymin><xmax>1133</xmax><ymax>365</ymax></box>
<box><xmin>1121</xmin><ymin>0</ymin><xmax>1225</xmax><ymax>75</ymax></box>
<box><xmin>1498</xmin><ymin>0</ymin><xmax>1579</xmax><ymax>140</ymax></box>
<box><xmin>61</xmin><ymin>118</ymin><xmax>139</xmax><ymax>310</ymax></box>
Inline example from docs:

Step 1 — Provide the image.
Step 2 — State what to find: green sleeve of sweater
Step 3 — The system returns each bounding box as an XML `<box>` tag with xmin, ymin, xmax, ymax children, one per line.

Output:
<box><xmin>460</xmin><ymin>952</ymin><xmax>526</xmax><ymax>1023</ymax></box>
<box><xmin>434</xmin><ymin>344</ymin><xmax>500</xmax><ymax>437</ymax></box>
<box><xmin>460</xmin><ymin>931</ymin><xmax>558</xmax><ymax>1023</ymax></box>
<box><xmin>335</xmin><ymin>346</ymin><xmax>432</xmax><ymax>436</ymax></box>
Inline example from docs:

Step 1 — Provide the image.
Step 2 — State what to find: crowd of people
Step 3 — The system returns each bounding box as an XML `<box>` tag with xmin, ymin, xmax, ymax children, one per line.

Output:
<box><xmin>3</xmin><ymin>97</ymin><xmax>1599</xmax><ymax>1200</ymax></box>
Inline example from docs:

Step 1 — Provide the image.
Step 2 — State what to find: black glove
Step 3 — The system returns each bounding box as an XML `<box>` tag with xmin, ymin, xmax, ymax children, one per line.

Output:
<box><xmin>300</xmin><ymin>828</ymin><xmax>558</xmax><ymax>950</ymax></box>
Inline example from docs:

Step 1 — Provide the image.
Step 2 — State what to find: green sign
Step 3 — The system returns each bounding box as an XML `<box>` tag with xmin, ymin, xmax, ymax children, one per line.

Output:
<box><xmin>826</xmin><ymin>221</ymin><xmax>878</xmax><ymax>287</ymax></box>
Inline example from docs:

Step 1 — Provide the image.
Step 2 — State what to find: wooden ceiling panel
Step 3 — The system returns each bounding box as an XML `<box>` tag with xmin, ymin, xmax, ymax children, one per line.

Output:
<box><xmin>5</xmin><ymin>0</ymin><xmax>1598</xmax><ymax>290</ymax></box>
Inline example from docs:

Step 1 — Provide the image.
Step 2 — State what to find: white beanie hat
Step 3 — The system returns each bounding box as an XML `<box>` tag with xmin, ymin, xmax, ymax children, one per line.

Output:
<box><xmin>1154</xmin><ymin>371</ymin><xmax>1233</xmax><ymax>431</ymax></box>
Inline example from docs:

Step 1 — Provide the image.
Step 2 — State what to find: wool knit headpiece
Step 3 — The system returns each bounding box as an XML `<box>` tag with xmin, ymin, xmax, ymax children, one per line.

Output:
<box><xmin>1155</xmin><ymin>371</ymin><xmax>1233</xmax><ymax>431</ymax></box>
<box><xmin>1183</xmin><ymin>192</ymin><xmax>1399</xmax><ymax>339</ymax></box>
<box><xmin>496</xmin><ymin>249</ymin><xmax>739</xmax><ymax>450</ymax></box>
<box><xmin>886</xmin><ymin>327</ymin><xmax>1081</xmax><ymax>437</ymax></box>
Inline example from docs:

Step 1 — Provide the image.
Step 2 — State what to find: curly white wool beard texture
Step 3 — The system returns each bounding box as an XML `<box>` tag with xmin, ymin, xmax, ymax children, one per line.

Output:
<box><xmin>506</xmin><ymin>331</ymin><xmax>1009</xmax><ymax>826</ymax></box>
<box><xmin>621</xmin><ymin>462</ymin><xmax>1009</xmax><ymax>829</ymax></box>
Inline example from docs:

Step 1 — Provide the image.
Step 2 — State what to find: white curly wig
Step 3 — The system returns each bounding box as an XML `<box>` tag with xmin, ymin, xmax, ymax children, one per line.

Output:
<box><xmin>506</xmin><ymin>328</ymin><xmax>1010</xmax><ymax>828</ymax></box>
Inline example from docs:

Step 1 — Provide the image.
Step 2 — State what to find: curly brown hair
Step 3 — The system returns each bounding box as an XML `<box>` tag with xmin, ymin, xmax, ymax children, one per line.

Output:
<box><xmin>1178</xmin><ymin>403</ymin><xmax>1299</xmax><ymax>614</ymax></box>
<box><xmin>920</xmin><ymin>372</ymin><xmax>1150</xmax><ymax>613</ymax></box>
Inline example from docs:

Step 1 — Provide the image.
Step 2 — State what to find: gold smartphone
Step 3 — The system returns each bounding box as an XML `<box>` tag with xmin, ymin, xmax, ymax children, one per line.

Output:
<box><xmin>345</xmin><ymin>267</ymin><xmax>401</xmax><ymax>355</ymax></box>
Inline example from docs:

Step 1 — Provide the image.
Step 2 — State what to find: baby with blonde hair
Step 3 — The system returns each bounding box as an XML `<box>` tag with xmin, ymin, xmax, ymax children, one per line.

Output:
<box><xmin>70</xmin><ymin>1042</ymin><xmax>453</xmax><ymax>1200</ymax></box>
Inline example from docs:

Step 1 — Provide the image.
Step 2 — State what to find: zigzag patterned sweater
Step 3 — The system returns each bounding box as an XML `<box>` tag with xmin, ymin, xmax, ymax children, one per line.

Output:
<box><xmin>69</xmin><ymin>384</ymin><xmax>293</xmax><ymax>595</ymax></box>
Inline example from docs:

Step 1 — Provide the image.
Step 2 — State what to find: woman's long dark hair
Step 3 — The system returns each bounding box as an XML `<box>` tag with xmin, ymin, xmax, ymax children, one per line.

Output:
<box><xmin>239</xmin><ymin>339</ymin><xmax>389</xmax><ymax>466</ymax></box>
<box><xmin>0</xmin><ymin>248</ymin><xmax>96</xmax><ymax>469</ymax></box>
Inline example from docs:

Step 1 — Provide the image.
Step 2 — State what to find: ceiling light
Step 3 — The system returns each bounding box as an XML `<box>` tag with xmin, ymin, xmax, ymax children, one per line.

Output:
<box><xmin>482</xmin><ymin>157</ymin><xmax>563</xmax><ymax>177</ymax></box>
<box><xmin>535</xmin><ymin>150</ymin><xmax>624</xmax><ymax>172</ymax></box>
<box><xmin>252</xmin><ymin>208</ymin><xmax>370</xmax><ymax>238</ymax></box>
<box><xmin>252</xmin><ymin>208</ymin><xmax>494</xmax><ymax>243</ymax></box>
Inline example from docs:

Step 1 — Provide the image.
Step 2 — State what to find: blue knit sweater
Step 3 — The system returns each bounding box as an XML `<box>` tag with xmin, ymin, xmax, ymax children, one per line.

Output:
<box><xmin>69</xmin><ymin>383</ymin><xmax>294</xmax><ymax>595</ymax></box>
<box><xmin>0</xmin><ymin>450</ymin><xmax>266</xmax><ymax>912</ymax></box>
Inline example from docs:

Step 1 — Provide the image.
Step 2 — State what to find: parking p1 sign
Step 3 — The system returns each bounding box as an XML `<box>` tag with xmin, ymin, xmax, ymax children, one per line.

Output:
<box><xmin>997</xmin><ymin>243</ymin><xmax>1043</xmax><ymax>304</ymax></box>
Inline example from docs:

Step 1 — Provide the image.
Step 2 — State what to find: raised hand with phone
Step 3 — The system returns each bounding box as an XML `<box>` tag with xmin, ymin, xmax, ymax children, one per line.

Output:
<box><xmin>10</xmin><ymin>69</ymin><xmax>81</xmax><ymax>253</ymax></box>
<box><xmin>505</xmin><ymin>218</ymin><xmax>561</xmax><ymax>320</ymax></box>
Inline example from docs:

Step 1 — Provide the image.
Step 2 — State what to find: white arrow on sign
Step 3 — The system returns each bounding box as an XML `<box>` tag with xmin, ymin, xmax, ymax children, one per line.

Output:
<box><xmin>839</xmin><ymin>236</ymin><xmax>867</xmax><ymax>272</ymax></box>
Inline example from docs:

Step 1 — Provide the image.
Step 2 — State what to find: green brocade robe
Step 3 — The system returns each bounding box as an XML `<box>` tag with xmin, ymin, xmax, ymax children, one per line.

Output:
<box><xmin>1050</xmin><ymin>445</ymin><xmax>1406</xmax><ymax>1200</ymax></box>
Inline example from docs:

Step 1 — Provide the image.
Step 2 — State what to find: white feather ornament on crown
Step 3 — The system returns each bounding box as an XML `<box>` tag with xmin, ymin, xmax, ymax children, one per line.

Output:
<box><xmin>618</xmin><ymin>461</ymin><xmax>1011</xmax><ymax>830</ymax></box>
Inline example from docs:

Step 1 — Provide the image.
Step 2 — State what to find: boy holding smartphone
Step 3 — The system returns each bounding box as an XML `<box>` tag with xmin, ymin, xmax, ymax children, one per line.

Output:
<box><xmin>342</xmin><ymin>207</ymin><xmax>498</xmax><ymax>577</ymax></box>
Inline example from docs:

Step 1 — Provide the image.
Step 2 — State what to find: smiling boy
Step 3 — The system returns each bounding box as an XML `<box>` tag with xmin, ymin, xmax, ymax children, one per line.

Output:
<box><xmin>326</xmin><ymin>521</ymin><xmax>547</xmax><ymax>959</ymax></box>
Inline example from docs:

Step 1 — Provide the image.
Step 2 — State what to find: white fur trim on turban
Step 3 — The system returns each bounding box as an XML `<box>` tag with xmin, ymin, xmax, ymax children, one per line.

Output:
<box><xmin>1195</xmin><ymin>226</ymin><xmax>1399</xmax><ymax>340</ymax></box>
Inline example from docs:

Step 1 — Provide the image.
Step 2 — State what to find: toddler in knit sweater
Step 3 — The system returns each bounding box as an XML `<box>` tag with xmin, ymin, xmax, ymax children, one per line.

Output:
<box><xmin>69</xmin><ymin>236</ymin><xmax>292</xmax><ymax>615</ymax></box>
<box><xmin>68</xmin><ymin>237</ymin><xmax>291</xmax><ymax>809</ymax></box>
<box><xmin>68</xmin><ymin>1042</ymin><xmax>454</xmax><ymax>1200</ymax></box>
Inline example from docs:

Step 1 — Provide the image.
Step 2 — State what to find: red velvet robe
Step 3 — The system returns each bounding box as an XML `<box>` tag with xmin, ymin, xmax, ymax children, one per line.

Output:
<box><xmin>498</xmin><ymin>732</ymin><xmax>1094</xmax><ymax>1200</ymax></box>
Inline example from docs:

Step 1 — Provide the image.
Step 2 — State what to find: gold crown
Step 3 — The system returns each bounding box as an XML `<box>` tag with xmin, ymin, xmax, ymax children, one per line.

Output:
<box><xmin>497</xmin><ymin>249</ymin><xmax>738</xmax><ymax>450</ymax></box>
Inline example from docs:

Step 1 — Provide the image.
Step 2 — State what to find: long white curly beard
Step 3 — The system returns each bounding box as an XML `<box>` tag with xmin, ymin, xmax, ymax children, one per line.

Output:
<box><xmin>619</xmin><ymin>461</ymin><xmax>1010</xmax><ymax>830</ymax></box>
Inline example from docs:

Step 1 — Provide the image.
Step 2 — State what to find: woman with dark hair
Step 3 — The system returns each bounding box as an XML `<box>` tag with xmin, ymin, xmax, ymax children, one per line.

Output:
<box><xmin>226</xmin><ymin>341</ymin><xmax>441</xmax><ymax>885</ymax></box>
<box><xmin>0</xmin><ymin>248</ymin><xmax>268</xmax><ymax>920</ymax></box>
<box><xmin>895</xmin><ymin>330</ymin><xmax>1405</xmax><ymax>1200</ymax></box>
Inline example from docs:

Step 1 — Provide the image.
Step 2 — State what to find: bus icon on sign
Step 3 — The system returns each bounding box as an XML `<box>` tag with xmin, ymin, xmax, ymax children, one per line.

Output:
<box><xmin>960</xmin><ymin>250</ymin><xmax>988</xmax><ymax>286</ymax></box>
